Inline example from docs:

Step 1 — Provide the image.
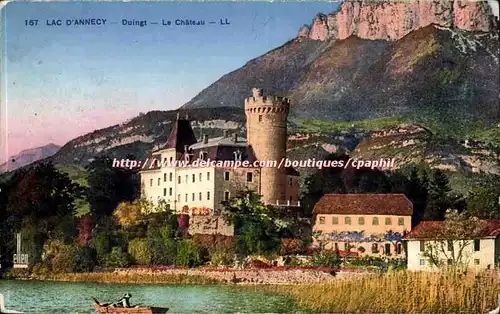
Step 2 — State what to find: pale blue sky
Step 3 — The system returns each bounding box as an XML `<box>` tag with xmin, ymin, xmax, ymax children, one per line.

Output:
<box><xmin>1</xmin><ymin>1</ymin><xmax>339</xmax><ymax>162</ymax></box>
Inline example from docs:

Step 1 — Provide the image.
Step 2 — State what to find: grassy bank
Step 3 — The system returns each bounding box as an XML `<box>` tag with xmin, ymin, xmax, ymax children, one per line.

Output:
<box><xmin>266</xmin><ymin>270</ymin><xmax>500</xmax><ymax>314</ymax></box>
<box><xmin>30</xmin><ymin>272</ymin><xmax>221</xmax><ymax>285</ymax></box>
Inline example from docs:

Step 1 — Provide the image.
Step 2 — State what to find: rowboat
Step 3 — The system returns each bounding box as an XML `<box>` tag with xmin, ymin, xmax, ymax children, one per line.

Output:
<box><xmin>92</xmin><ymin>297</ymin><xmax>169</xmax><ymax>314</ymax></box>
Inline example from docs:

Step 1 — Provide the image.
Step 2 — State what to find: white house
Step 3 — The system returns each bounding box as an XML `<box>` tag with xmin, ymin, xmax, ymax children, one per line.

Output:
<box><xmin>404</xmin><ymin>219</ymin><xmax>500</xmax><ymax>271</ymax></box>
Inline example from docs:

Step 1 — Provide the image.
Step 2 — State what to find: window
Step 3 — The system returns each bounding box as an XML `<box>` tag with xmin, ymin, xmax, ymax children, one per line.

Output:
<box><xmin>169</xmin><ymin>188</ymin><xmax>172</xmax><ymax>196</ymax></box>
<box><xmin>224</xmin><ymin>171</ymin><xmax>230</xmax><ymax>181</ymax></box>
<box><xmin>224</xmin><ymin>191</ymin><xmax>230</xmax><ymax>201</ymax></box>
<box><xmin>164</xmin><ymin>173</ymin><xmax>167</xmax><ymax>182</ymax></box>
<box><xmin>163</xmin><ymin>188</ymin><xmax>167</xmax><ymax>197</ymax></box>
<box><xmin>178</xmin><ymin>176</ymin><xmax>181</xmax><ymax>184</ymax></box>
<box><xmin>398</xmin><ymin>217</ymin><xmax>405</xmax><ymax>226</ymax></box>
<box><xmin>150</xmin><ymin>179</ymin><xmax>153</xmax><ymax>187</ymax></box>
<box><xmin>199</xmin><ymin>192</ymin><xmax>202</xmax><ymax>201</ymax></box>
<box><xmin>207</xmin><ymin>172</ymin><xmax>210</xmax><ymax>181</ymax></box>
<box><xmin>345</xmin><ymin>217</ymin><xmax>351</xmax><ymax>225</ymax></box>
<box><xmin>185</xmin><ymin>175</ymin><xmax>188</xmax><ymax>183</ymax></box>
<box><xmin>319</xmin><ymin>216</ymin><xmax>325</xmax><ymax>224</ymax></box>
<box><xmin>371</xmin><ymin>243</ymin><xmax>379</xmax><ymax>253</ymax></box>
<box><xmin>358</xmin><ymin>217</ymin><xmax>365</xmax><ymax>225</ymax></box>
<box><xmin>247</xmin><ymin>172</ymin><xmax>253</xmax><ymax>182</ymax></box>
<box><xmin>207</xmin><ymin>191</ymin><xmax>210</xmax><ymax>200</ymax></box>
<box><xmin>258</xmin><ymin>115</ymin><xmax>262</xmax><ymax>122</ymax></box>
<box><xmin>474</xmin><ymin>259</ymin><xmax>480</xmax><ymax>265</ymax></box>
<box><xmin>177</xmin><ymin>194</ymin><xmax>180</xmax><ymax>202</ymax></box>
<box><xmin>396</xmin><ymin>243</ymin><xmax>402</xmax><ymax>254</ymax></box>
<box><xmin>419</xmin><ymin>259</ymin><xmax>425</xmax><ymax>266</ymax></box>
<box><xmin>192</xmin><ymin>193</ymin><xmax>195</xmax><ymax>201</ymax></box>
<box><xmin>332</xmin><ymin>216</ymin><xmax>339</xmax><ymax>224</ymax></box>
<box><xmin>372</xmin><ymin>217</ymin><xmax>379</xmax><ymax>225</ymax></box>
<box><xmin>447</xmin><ymin>241</ymin><xmax>453</xmax><ymax>252</ymax></box>
<box><xmin>420</xmin><ymin>241</ymin><xmax>425</xmax><ymax>252</ymax></box>
<box><xmin>163</xmin><ymin>158</ymin><xmax>167</xmax><ymax>163</ymax></box>
<box><xmin>169</xmin><ymin>173</ymin><xmax>173</xmax><ymax>181</ymax></box>
<box><xmin>385</xmin><ymin>218</ymin><xmax>392</xmax><ymax>225</ymax></box>
<box><xmin>185</xmin><ymin>194</ymin><xmax>188</xmax><ymax>202</ymax></box>
<box><xmin>447</xmin><ymin>259</ymin><xmax>453</xmax><ymax>265</ymax></box>
<box><xmin>344</xmin><ymin>243</ymin><xmax>350</xmax><ymax>251</ymax></box>
<box><xmin>385</xmin><ymin>243</ymin><xmax>391</xmax><ymax>256</ymax></box>
<box><xmin>199</xmin><ymin>173</ymin><xmax>202</xmax><ymax>182</ymax></box>
<box><xmin>170</xmin><ymin>157</ymin><xmax>173</xmax><ymax>162</ymax></box>
<box><xmin>474</xmin><ymin>239</ymin><xmax>480</xmax><ymax>251</ymax></box>
<box><xmin>289</xmin><ymin>178</ymin><xmax>292</xmax><ymax>186</ymax></box>
<box><xmin>199</xmin><ymin>151</ymin><xmax>206</xmax><ymax>160</ymax></box>
<box><xmin>192</xmin><ymin>174</ymin><xmax>196</xmax><ymax>183</ymax></box>
<box><xmin>158</xmin><ymin>178</ymin><xmax>161</xmax><ymax>186</ymax></box>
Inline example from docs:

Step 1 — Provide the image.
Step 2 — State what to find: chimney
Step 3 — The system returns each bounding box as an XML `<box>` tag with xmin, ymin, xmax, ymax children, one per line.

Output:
<box><xmin>176</xmin><ymin>112</ymin><xmax>180</xmax><ymax>120</ymax></box>
<box><xmin>203</xmin><ymin>134</ymin><xmax>208</xmax><ymax>144</ymax></box>
<box><xmin>233</xmin><ymin>133</ymin><xmax>238</xmax><ymax>143</ymax></box>
<box><xmin>223</xmin><ymin>130</ymin><xmax>229</xmax><ymax>138</ymax></box>
<box><xmin>185</xmin><ymin>114</ymin><xmax>189</xmax><ymax>120</ymax></box>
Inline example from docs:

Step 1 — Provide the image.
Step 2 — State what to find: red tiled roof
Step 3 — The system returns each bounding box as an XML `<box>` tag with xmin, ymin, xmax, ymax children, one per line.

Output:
<box><xmin>312</xmin><ymin>194</ymin><xmax>413</xmax><ymax>216</ymax></box>
<box><xmin>404</xmin><ymin>219</ymin><xmax>500</xmax><ymax>240</ymax></box>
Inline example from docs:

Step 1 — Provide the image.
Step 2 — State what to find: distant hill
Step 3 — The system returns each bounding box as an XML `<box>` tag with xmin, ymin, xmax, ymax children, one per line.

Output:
<box><xmin>0</xmin><ymin>143</ymin><xmax>61</xmax><ymax>173</ymax></box>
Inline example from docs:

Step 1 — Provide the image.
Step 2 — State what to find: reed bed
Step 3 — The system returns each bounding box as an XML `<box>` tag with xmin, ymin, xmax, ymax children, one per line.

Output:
<box><xmin>267</xmin><ymin>270</ymin><xmax>500</xmax><ymax>314</ymax></box>
<box><xmin>41</xmin><ymin>272</ymin><xmax>220</xmax><ymax>285</ymax></box>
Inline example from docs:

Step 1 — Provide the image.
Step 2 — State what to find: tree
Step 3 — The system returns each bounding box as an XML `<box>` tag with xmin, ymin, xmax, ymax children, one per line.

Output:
<box><xmin>301</xmin><ymin>151</ymin><xmax>349</xmax><ymax>216</ymax></box>
<box><xmin>424</xmin><ymin>169</ymin><xmax>453</xmax><ymax>220</ymax></box>
<box><xmin>422</xmin><ymin>209</ymin><xmax>482</xmax><ymax>271</ymax></box>
<box><xmin>222</xmin><ymin>190</ymin><xmax>283</xmax><ymax>256</ymax></box>
<box><xmin>466</xmin><ymin>174</ymin><xmax>500</xmax><ymax>219</ymax></box>
<box><xmin>86</xmin><ymin>156</ymin><xmax>139</xmax><ymax>220</ymax></box>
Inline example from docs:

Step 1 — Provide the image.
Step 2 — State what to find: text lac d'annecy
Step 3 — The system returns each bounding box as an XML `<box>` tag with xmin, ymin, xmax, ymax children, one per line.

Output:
<box><xmin>45</xmin><ymin>18</ymin><xmax>107</xmax><ymax>26</ymax></box>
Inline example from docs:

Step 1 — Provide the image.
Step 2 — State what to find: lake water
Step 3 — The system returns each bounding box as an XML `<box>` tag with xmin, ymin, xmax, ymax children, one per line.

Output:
<box><xmin>0</xmin><ymin>280</ymin><xmax>303</xmax><ymax>313</ymax></box>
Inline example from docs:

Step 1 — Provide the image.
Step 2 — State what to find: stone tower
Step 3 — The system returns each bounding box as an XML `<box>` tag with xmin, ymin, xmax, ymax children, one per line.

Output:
<box><xmin>245</xmin><ymin>88</ymin><xmax>290</xmax><ymax>205</ymax></box>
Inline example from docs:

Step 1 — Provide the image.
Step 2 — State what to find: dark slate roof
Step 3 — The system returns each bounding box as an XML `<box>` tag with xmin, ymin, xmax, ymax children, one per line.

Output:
<box><xmin>187</xmin><ymin>144</ymin><xmax>258</xmax><ymax>165</ymax></box>
<box><xmin>404</xmin><ymin>219</ymin><xmax>500</xmax><ymax>240</ymax></box>
<box><xmin>313</xmin><ymin>194</ymin><xmax>413</xmax><ymax>216</ymax></box>
<box><xmin>158</xmin><ymin>119</ymin><xmax>197</xmax><ymax>152</ymax></box>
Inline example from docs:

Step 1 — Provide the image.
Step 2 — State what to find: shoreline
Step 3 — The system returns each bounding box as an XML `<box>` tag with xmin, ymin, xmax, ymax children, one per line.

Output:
<box><xmin>7</xmin><ymin>267</ymin><xmax>373</xmax><ymax>285</ymax></box>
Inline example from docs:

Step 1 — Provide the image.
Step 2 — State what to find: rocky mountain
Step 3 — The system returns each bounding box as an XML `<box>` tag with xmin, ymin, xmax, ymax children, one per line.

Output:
<box><xmin>0</xmin><ymin>143</ymin><xmax>61</xmax><ymax>173</ymax></box>
<box><xmin>181</xmin><ymin>0</ymin><xmax>499</xmax><ymax>141</ymax></box>
<box><xmin>299</xmin><ymin>0</ymin><xmax>499</xmax><ymax>41</ymax></box>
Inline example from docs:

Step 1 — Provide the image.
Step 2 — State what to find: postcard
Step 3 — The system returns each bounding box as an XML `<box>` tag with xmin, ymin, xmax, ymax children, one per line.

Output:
<box><xmin>0</xmin><ymin>0</ymin><xmax>499</xmax><ymax>313</ymax></box>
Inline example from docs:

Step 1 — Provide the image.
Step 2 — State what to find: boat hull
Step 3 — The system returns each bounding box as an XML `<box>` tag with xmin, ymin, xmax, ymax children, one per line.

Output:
<box><xmin>92</xmin><ymin>298</ymin><xmax>168</xmax><ymax>314</ymax></box>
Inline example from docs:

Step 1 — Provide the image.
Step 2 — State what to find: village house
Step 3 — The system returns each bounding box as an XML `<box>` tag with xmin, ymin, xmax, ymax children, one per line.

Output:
<box><xmin>404</xmin><ymin>219</ymin><xmax>500</xmax><ymax>271</ymax></box>
<box><xmin>312</xmin><ymin>194</ymin><xmax>413</xmax><ymax>258</ymax></box>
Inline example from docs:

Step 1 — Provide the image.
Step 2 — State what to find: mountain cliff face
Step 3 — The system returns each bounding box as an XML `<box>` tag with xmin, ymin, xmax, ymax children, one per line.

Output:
<box><xmin>0</xmin><ymin>143</ymin><xmax>61</xmax><ymax>172</ymax></box>
<box><xmin>299</xmin><ymin>0</ymin><xmax>499</xmax><ymax>41</ymax></box>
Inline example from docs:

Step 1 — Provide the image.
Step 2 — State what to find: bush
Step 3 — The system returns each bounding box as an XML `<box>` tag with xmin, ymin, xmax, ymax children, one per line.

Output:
<box><xmin>311</xmin><ymin>250</ymin><xmax>341</xmax><ymax>268</ymax></box>
<box><xmin>147</xmin><ymin>226</ymin><xmax>177</xmax><ymax>266</ymax></box>
<box><xmin>92</xmin><ymin>232</ymin><xmax>111</xmax><ymax>264</ymax></box>
<box><xmin>105</xmin><ymin>247</ymin><xmax>130</xmax><ymax>269</ymax></box>
<box><xmin>280</xmin><ymin>238</ymin><xmax>305</xmax><ymax>255</ymax></box>
<box><xmin>75</xmin><ymin>245</ymin><xmax>97</xmax><ymax>272</ymax></box>
<box><xmin>51</xmin><ymin>244</ymin><xmax>80</xmax><ymax>273</ymax></box>
<box><xmin>128</xmin><ymin>238</ymin><xmax>151</xmax><ymax>265</ymax></box>
<box><xmin>175</xmin><ymin>239</ymin><xmax>202</xmax><ymax>268</ymax></box>
<box><xmin>208</xmin><ymin>246</ymin><xmax>235</xmax><ymax>267</ymax></box>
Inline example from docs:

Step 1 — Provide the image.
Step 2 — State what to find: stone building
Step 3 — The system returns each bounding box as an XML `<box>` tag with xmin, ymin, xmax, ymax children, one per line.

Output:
<box><xmin>139</xmin><ymin>88</ymin><xmax>300</xmax><ymax>234</ymax></box>
<box><xmin>312</xmin><ymin>194</ymin><xmax>413</xmax><ymax>258</ymax></box>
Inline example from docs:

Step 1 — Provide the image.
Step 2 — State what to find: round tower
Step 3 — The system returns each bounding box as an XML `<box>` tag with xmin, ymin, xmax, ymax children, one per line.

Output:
<box><xmin>245</xmin><ymin>88</ymin><xmax>290</xmax><ymax>205</ymax></box>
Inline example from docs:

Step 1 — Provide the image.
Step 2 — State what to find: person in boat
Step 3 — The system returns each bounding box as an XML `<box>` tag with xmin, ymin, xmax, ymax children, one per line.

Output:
<box><xmin>113</xmin><ymin>293</ymin><xmax>132</xmax><ymax>308</ymax></box>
